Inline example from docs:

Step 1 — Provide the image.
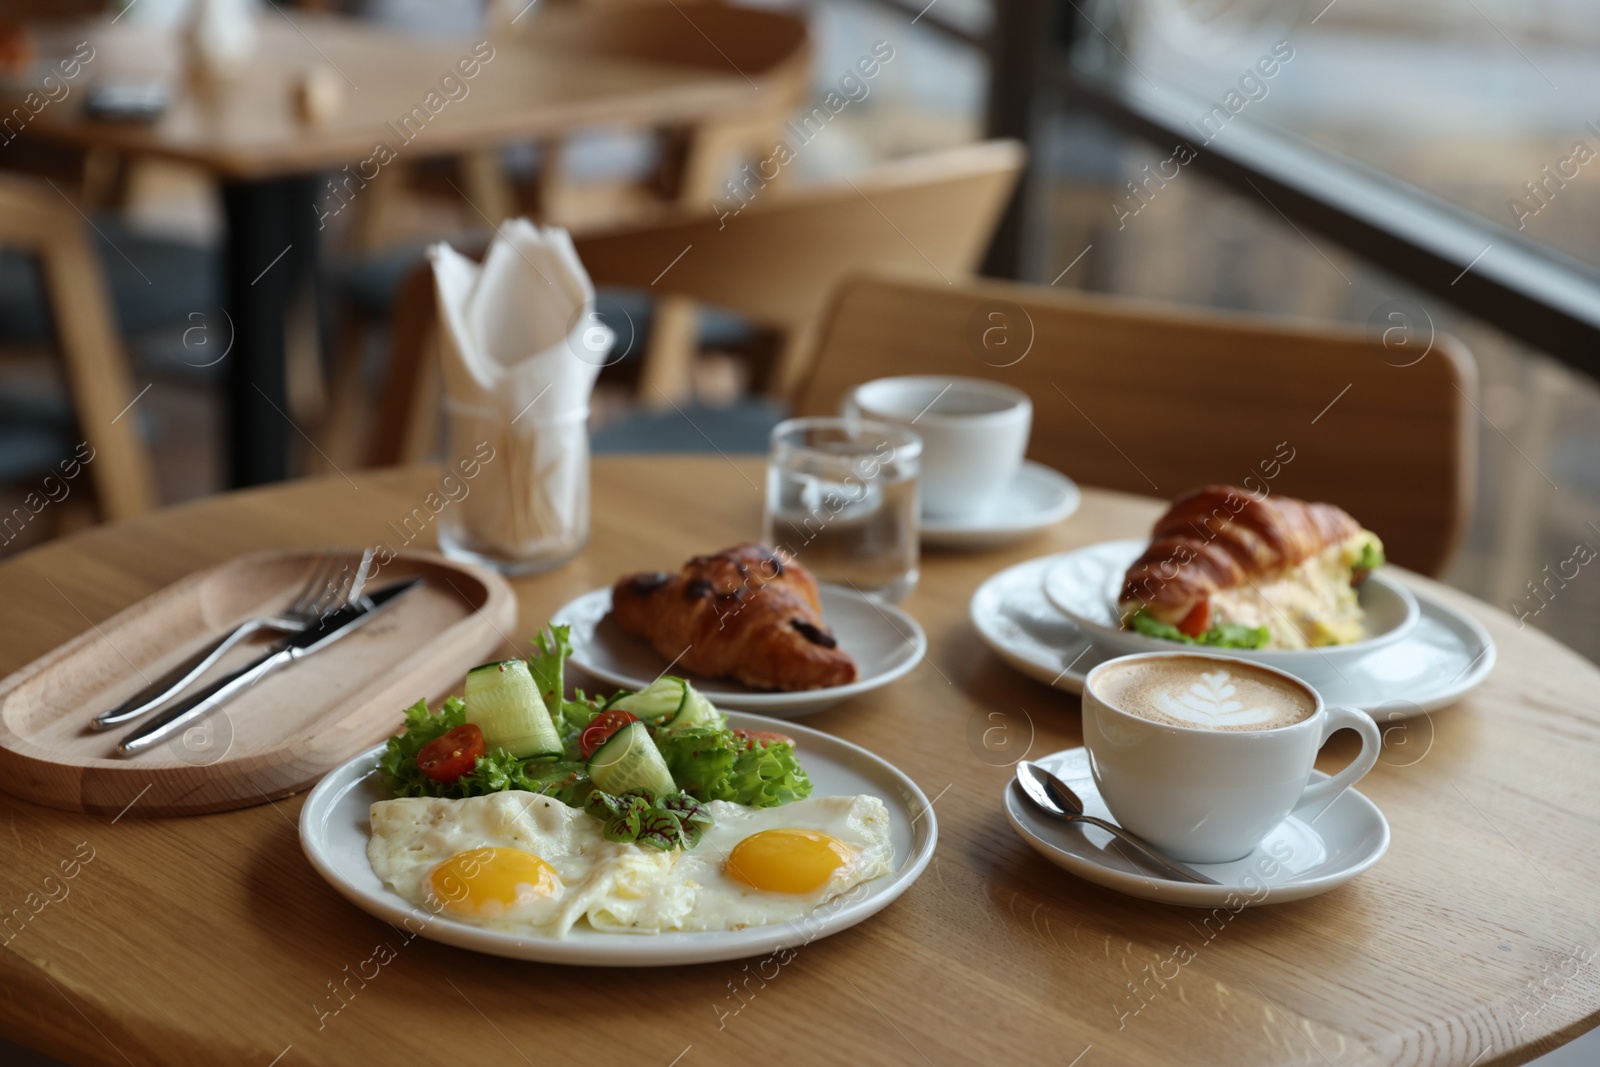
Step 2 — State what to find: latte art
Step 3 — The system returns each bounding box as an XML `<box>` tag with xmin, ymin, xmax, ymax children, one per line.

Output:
<box><xmin>1095</xmin><ymin>656</ymin><xmax>1315</xmax><ymax>732</ymax></box>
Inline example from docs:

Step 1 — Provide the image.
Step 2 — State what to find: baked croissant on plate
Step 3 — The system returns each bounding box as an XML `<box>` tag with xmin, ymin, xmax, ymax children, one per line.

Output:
<box><xmin>1118</xmin><ymin>485</ymin><xmax>1385</xmax><ymax>650</ymax></box>
<box><xmin>610</xmin><ymin>544</ymin><xmax>859</xmax><ymax>691</ymax></box>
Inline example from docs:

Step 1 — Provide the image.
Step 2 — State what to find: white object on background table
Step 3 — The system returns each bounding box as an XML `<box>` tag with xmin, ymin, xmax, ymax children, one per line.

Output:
<box><xmin>431</xmin><ymin>221</ymin><xmax>609</xmax><ymax>573</ymax></box>
<box><xmin>969</xmin><ymin>553</ymin><xmax>1496</xmax><ymax>717</ymax></box>
<box><xmin>919</xmin><ymin>461</ymin><xmax>1079</xmax><ymax>548</ymax></box>
<box><xmin>845</xmin><ymin>375</ymin><xmax>1031</xmax><ymax>520</ymax></box>
<box><xmin>299</xmin><ymin>712</ymin><xmax>939</xmax><ymax>966</ymax></box>
<box><xmin>186</xmin><ymin>0</ymin><xmax>258</xmax><ymax>79</ymax></box>
<box><xmin>554</xmin><ymin>585</ymin><xmax>927</xmax><ymax>718</ymax></box>
<box><xmin>1003</xmin><ymin>747</ymin><xmax>1389</xmax><ymax>907</ymax></box>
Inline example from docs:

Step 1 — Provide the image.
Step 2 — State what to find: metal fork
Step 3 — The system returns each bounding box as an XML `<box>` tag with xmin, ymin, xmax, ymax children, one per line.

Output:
<box><xmin>91</xmin><ymin>549</ymin><xmax>375</xmax><ymax>730</ymax></box>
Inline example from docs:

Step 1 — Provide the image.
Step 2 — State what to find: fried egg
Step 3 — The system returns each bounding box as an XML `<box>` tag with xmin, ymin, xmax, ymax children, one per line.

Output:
<box><xmin>367</xmin><ymin>793</ymin><xmax>893</xmax><ymax>937</ymax></box>
<box><xmin>367</xmin><ymin>792</ymin><xmax>676</xmax><ymax>937</ymax></box>
<box><xmin>589</xmin><ymin>795</ymin><xmax>894</xmax><ymax>934</ymax></box>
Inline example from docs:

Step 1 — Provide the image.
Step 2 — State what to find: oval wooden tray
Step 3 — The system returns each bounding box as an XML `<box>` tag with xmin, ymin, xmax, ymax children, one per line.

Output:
<box><xmin>0</xmin><ymin>549</ymin><xmax>516</xmax><ymax>817</ymax></box>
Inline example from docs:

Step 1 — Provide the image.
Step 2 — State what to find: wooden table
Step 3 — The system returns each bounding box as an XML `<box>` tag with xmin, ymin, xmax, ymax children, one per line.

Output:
<box><xmin>1</xmin><ymin>458</ymin><xmax>1597</xmax><ymax>1067</ymax></box>
<box><xmin>21</xmin><ymin>15</ymin><xmax>749</xmax><ymax>486</ymax></box>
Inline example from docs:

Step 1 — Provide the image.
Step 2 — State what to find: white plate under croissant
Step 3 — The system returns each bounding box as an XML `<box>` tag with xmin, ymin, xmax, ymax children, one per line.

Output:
<box><xmin>1043</xmin><ymin>540</ymin><xmax>1419</xmax><ymax>677</ymax></box>
<box><xmin>552</xmin><ymin>586</ymin><xmax>927</xmax><ymax>718</ymax></box>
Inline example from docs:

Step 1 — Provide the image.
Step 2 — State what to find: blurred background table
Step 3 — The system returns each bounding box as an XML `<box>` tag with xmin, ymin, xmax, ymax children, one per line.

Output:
<box><xmin>23</xmin><ymin>12</ymin><xmax>753</xmax><ymax>486</ymax></box>
<box><xmin>0</xmin><ymin>457</ymin><xmax>1595</xmax><ymax>1066</ymax></box>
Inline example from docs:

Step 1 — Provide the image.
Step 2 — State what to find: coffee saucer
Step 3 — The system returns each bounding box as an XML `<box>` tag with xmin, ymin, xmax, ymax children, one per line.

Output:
<box><xmin>920</xmin><ymin>462</ymin><xmax>1080</xmax><ymax>548</ymax></box>
<box><xmin>969</xmin><ymin>553</ymin><xmax>1495</xmax><ymax>718</ymax></box>
<box><xmin>1003</xmin><ymin>747</ymin><xmax>1390</xmax><ymax>907</ymax></box>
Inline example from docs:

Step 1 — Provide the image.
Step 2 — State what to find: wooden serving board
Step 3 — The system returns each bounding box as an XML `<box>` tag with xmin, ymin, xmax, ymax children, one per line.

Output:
<box><xmin>0</xmin><ymin>549</ymin><xmax>515</xmax><ymax>817</ymax></box>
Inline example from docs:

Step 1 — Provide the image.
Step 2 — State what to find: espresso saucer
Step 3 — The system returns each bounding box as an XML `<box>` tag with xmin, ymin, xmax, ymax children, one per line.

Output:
<box><xmin>920</xmin><ymin>462</ymin><xmax>1080</xmax><ymax>548</ymax></box>
<box><xmin>969</xmin><ymin>553</ymin><xmax>1495</xmax><ymax>718</ymax></box>
<box><xmin>1003</xmin><ymin>747</ymin><xmax>1390</xmax><ymax>907</ymax></box>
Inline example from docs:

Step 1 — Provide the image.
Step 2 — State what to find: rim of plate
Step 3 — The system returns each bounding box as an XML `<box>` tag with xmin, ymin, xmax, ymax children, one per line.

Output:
<box><xmin>553</xmin><ymin>585</ymin><xmax>927</xmax><ymax>710</ymax></box>
<box><xmin>1002</xmin><ymin>761</ymin><xmax>1390</xmax><ymax>907</ymax></box>
<box><xmin>920</xmin><ymin>461</ymin><xmax>1080</xmax><ymax>536</ymax></box>
<box><xmin>1044</xmin><ymin>539</ymin><xmax>1420</xmax><ymax>660</ymax></box>
<box><xmin>299</xmin><ymin>713</ymin><xmax>938</xmax><ymax>965</ymax></box>
<box><xmin>969</xmin><ymin>554</ymin><xmax>1495</xmax><ymax>716</ymax></box>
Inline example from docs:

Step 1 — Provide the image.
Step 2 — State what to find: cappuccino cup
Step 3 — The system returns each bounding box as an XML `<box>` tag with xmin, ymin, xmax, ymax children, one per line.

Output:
<box><xmin>845</xmin><ymin>375</ymin><xmax>1031</xmax><ymax>520</ymax></box>
<box><xmin>1081</xmin><ymin>652</ymin><xmax>1381</xmax><ymax>863</ymax></box>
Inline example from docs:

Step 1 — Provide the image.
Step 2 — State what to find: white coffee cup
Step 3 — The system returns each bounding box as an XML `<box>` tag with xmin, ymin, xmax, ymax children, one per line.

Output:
<box><xmin>1081</xmin><ymin>652</ymin><xmax>1381</xmax><ymax>863</ymax></box>
<box><xmin>845</xmin><ymin>375</ymin><xmax>1031</xmax><ymax>520</ymax></box>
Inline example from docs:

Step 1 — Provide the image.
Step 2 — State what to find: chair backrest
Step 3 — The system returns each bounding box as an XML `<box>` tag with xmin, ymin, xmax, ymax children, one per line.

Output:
<box><xmin>573</xmin><ymin>139</ymin><xmax>1024</xmax><ymax>360</ymax></box>
<box><xmin>525</xmin><ymin>2</ymin><xmax>810</xmax><ymax>84</ymax></box>
<box><xmin>0</xmin><ymin>175</ymin><xmax>156</xmax><ymax>520</ymax></box>
<box><xmin>795</xmin><ymin>271</ymin><xmax>1477</xmax><ymax>576</ymax></box>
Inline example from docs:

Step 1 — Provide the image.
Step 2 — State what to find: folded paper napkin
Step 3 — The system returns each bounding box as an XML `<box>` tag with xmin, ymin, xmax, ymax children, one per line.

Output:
<box><xmin>430</xmin><ymin>221</ymin><xmax>611</xmax><ymax>562</ymax></box>
<box><xmin>430</xmin><ymin>219</ymin><xmax>609</xmax><ymax>419</ymax></box>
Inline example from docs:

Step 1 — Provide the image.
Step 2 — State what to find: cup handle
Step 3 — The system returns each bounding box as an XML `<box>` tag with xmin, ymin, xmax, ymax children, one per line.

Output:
<box><xmin>1296</xmin><ymin>705</ymin><xmax>1381</xmax><ymax>812</ymax></box>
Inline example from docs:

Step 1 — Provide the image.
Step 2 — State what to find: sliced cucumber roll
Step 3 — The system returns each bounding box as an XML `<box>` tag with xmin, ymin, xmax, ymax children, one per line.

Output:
<box><xmin>607</xmin><ymin>676</ymin><xmax>688</xmax><ymax>726</ymax></box>
<box><xmin>668</xmin><ymin>684</ymin><xmax>725</xmax><ymax>732</ymax></box>
<box><xmin>588</xmin><ymin>721</ymin><xmax>676</xmax><ymax>798</ymax></box>
<box><xmin>464</xmin><ymin>660</ymin><xmax>562</xmax><ymax>759</ymax></box>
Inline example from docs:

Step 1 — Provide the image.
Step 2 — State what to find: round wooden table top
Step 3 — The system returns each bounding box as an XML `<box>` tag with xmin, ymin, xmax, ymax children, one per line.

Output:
<box><xmin>1</xmin><ymin>458</ymin><xmax>1597</xmax><ymax>1067</ymax></box>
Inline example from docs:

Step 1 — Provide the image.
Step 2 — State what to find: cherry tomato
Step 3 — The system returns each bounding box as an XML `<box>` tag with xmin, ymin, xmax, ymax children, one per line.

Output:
<box><xmin>1177</xmin><ymin>600</ymin><xmax>1211</xmax><ymax>638</ymax></box>
<box><xmin>731</xmin><ymin>728</ymin><xmax>795</xmax><ymax>751</ymax></box>
<box><xmin>417</xmin><ymin>723</ymin><xmax>485</xmax><ymax>783</ymax></box>
<box><xmin>579</xmin><ymin>710</ymin><xmax>640</xmax><ymax>759</ymax></box>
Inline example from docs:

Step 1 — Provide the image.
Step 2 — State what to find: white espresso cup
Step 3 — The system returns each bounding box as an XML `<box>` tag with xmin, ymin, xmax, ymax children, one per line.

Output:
<box><xmin>845</xmin><ymin>375</ymin><xmax>1031</xmax><ymax>520</ymax></box>
<box><xmin>1081</xmin><ymin>652</ymin><xmax>1382</xmax><ymax>863</ymax></box>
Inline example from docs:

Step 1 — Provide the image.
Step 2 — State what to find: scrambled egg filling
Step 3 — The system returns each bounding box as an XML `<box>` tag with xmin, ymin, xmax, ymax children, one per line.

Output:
<box><xmin>1208</xmin><ymin>532</ymin><xmax>1378</xmax><ymax>649</ymax></box>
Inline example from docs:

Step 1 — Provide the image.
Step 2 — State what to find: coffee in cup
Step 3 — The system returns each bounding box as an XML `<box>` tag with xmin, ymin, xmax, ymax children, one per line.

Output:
<box><xmin>1094</xmin><ymin>657</ymin><xmax>1316</xmax><ymax>732</ymax></box>
<box><xmin>1082</xmin><ymin>652</ymin><xmax>1380</xmax><ymax>863</ymax></box>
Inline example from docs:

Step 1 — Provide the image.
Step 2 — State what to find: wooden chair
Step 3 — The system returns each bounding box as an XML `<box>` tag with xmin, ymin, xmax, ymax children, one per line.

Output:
<box><xmin>0</xmin><ymin>175</ymin><xmax>157</xmax><ymax>521</ymax></box>
<box><xmin>361</xmin><ymin>140</ymin><xmax>1025</xmax><ymax>468</ymax></box>
<box><xmin>794</xmin><ymin>271</ymin><xmax>1477</xmax><ymax>576</ymax></box>
<box><xmin>520</xmin><ymin>1</ymin><xmax>813</xmax><ymax>222</ymax></box>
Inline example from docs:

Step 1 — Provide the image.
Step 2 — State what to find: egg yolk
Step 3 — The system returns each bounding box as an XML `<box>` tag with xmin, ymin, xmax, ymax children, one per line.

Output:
<box><xmin>429</xmin><ymin>847</ymin><xmax>559</xmax><ymax>917</ymax></box>
<box><xmin>725</xmin><ymin>829</ymin><xmax>855</xmax><ymax>894</ymax></box>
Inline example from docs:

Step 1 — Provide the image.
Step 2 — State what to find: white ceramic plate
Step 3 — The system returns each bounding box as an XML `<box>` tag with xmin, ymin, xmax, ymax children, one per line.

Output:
<box><xmin>1041</xmin><ymin>540</ymin><xmax>1419</xmax><ymax>677</ymax></box>
<box><xmin>299</xmin><ymin>712</ymin><xmax>938</xmax><ymax>966</ymax></box>
<box><xmin>920</xmin><ymin>461</ymin><xmax>1080</xmax><ymax>548</ymax></box>
<box><xmin>1004</xmin><ymin>747</ymin><xmax>1389</xmax><ymax>907</ymax></box>
<box><xmin>971</xmin><ymin>554</ymin><xmax>1495</xmax><ymax>717</ymax></box>
<box><xmin>553</xmin><ymin>585</ymin><xmax>926</xmax><ymax>718</ymax></box>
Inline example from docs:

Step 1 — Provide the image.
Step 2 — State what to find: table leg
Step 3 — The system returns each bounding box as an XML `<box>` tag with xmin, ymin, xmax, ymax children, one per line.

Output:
<box><xmin>221</xmin><ymin>175</ymin><xmax>320</xmax><ymax>487</ymax></box>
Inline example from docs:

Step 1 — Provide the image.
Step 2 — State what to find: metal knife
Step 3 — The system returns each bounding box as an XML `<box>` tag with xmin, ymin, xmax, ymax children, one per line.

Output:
<box><xmin>116</xmin><ymin>577</ymin><xmax>424</xmax><ymax>757</ymax></box>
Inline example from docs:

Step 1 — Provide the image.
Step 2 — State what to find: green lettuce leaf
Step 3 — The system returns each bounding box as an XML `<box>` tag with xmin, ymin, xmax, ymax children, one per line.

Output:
<box><xmin>1199</xmin><ymin>622</ymin><xmax>1272</xmax><ymax>649</ymax></box>
<box><xmin>654</xmin><ymin>724</ymin><xmax>739</xmax><ymax>799</ymax></box>
<box><xmin>528</xmin><ymin>624</ymin><xmax>604</xmax><ymax>748</ymax></box>
<box><xmin>528</xmin><ymin>626</ymin><xmax>571</xmax><ymax>712</ymax></box>
<box><xmin>725</xmin><ymin>738</ymin><xmax>812</xmax><ymax>807</ymax></box>
<box><xmin>1129</xmin><ymin>611</ymin><xmax>1270</xmax><ymax>650</ymax></box>
<box><xmin>1130</xmin><ymin>612</ymin><xmax>1188</xmax><ymax>643</ymax></box>
<box><xmin>1353</xmin><ymin>538</ymin><xmax>1385</xmax><ymax>573</ymax></box>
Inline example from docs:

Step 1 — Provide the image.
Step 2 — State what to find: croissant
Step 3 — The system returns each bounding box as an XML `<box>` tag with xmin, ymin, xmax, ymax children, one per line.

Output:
<box><xmin>610</xmin><ymin>544</ymin><xmax>858</xmax><ymax>691</ymax></box>
<box><xmin>1118</xmin><ymin>486</ymin><xmax>1379</xmax><ymax>648</ymax></box>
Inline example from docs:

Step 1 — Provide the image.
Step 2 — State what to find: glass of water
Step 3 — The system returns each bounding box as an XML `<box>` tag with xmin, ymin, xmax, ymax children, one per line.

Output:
<box><xmin>763</xmin><ymin>417</ymin><xmax>922</xmax><ymax>602</ymax></box>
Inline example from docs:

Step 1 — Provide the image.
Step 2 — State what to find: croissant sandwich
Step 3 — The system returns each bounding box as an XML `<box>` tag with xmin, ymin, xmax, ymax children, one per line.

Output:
<box><xmin>611</xmin><ymin>543</ymin><xmax>858</xmax><ymax>691</ymax></box>
<box><xmin>1118</xmin><ymin>486</ymin><xmax>1385</xmax><ymax>650</ymax></box>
